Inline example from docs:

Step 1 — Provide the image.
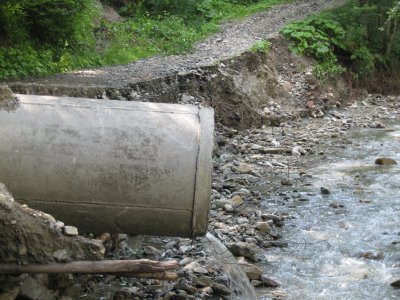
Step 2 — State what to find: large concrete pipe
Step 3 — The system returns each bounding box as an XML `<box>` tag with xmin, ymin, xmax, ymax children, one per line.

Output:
<box><xmin>0</xmin><ymin>94</ymin><xmax>214</xmax><ymax>237</ymax></box>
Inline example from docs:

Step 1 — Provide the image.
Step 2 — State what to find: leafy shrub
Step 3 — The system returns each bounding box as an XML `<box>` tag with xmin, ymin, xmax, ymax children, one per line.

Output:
<box><xmin>281</xmin><ymin>18</ymin><xmax>346</xmax><ymax>60</ymax></box>
<box><xmin>0</xmin><ymin>47</ymin><xmax>56</xmax><ymax>80</ymax></box>
<box><xmin>313</xmin><ymin>58</ymin><xmax>346</xmax><ymax>81</ymax></box>
<box><xmin>282</xmin><ymin>0</ymin><xmax>400</xmax><ymax>83</ymax></box>
<box><xmin>250</xmin><ymin>40</ymin><xmax>271</xmax><ymax>53</ymax></box>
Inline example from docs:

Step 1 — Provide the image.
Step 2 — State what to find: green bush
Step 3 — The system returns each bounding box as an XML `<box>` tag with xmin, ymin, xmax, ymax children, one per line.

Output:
<box><xmin>281</xmin><ymin>18</ymin><xmax>346</xmax><ymax>60</ymax></box>
<box><xmin>0</xmin><ymin>0</ymin><xmax>96</xmax><ymax>49</ymax></box>
<box><xmin>281</xmin><ymin>0</ymin><xmax>400</xmax><ymax>81</ymax></box>
<box><xmin>250</xmin><ymin>40</ymin><xmax>271</xmax><ymax>53</ymax></box>
<box><xmin>0</xmin><ymin>46</ymin><xmax>56</xmax><ymax>80</ymax></box>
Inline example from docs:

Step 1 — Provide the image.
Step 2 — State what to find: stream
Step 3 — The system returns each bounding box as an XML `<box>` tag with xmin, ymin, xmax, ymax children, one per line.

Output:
<box><xmin>259</xmin><ymin>124</ymin><xmax>400</xmax><ymax>299</ymax></box>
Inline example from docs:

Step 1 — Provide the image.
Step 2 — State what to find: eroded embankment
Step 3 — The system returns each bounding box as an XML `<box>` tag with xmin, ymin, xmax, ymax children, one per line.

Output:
<box><xmin>6</xmin><ymin>0</ymin><xmax>347</xmax><ymax>129</ymax></box>
<box><xmin>9</xmin><ymin>37</ymin><xmax>348</xmax><ymax>130</ymax></box>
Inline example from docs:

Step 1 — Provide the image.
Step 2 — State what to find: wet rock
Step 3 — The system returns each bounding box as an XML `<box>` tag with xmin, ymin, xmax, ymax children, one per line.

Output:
<box><xmin>263</xmin><ymin>240</ymin><xmax>288</xmax><ymax>248</ymax></box>
<box><xmin>255</xmin><ymin>222</ymin><xmax>271</xmax><ymax>233</ymax></box>
<box><xmin>260</xmin><ymin>275</ymin><xmax>280</xmax><ymax>287</ymax></box>
<box><xmin>192</xmin><ymin>276</ymin><xmax>231</xmax><ymax>295</ymax></box>
<box><xmin>179</xmin><ymin>245</ymin><xmax>192</xmax><ymax>254</ymax></box>
<box><xmin>211</xmin><ymin>282</ymin><xmax>232</xmax><ymax>295</ymax></box>
<box><xmin>292</xmin><ymin>145</ymin><xmax>306</xmax><ymax>156</ymax></box>
<box><xmin>227</xmin><ymin>242</ymin><xmax>259</xmax><ymax>260</ymax></box>
<box><xmin>163</xmin><ymin>290</ymin><xmax>189</xmax><ymax>300</ymax></box>
<box><xmin>63</xmin><ymin>226</ymin><xmax>78</xmax><ymax>236</ymax></box>
<box><xmin>329</xmin><ymin>202</ymin><xmax>344</xmax><ymax>208</ymax></box>
<box><xmin>237</xmin><ymin>260</ymin><xmax>262</xmax><ymax>280</ymax></box>
<box><xmin>200</xmin><ymin>286</ymin><xmax>213</xmax><ymax>294</ymax></box>
<box><xmin>281</xmin><ymin>178</ymin><xmax>293</xmax><ymax>186</ymax></box>
<box><xmin>235</xmin><ymin>163</ymin><xmax>253</xmax><ymax>174</ymax></box>
<box><xmin>231</xmin><ymin>195</ymin><xmax>244</xmax><ymax>206</ymax></box>
<box><xmin>237</xmin><ymin>217</ymin><xmax>249</xmax><ymax>224</ymax></box>
<box><xmin>375</xmin><ymin>158</ymin><xmax>397</xmax><ymax>165</ymax></box>
<box><xmin>358</xmin><ymin>251</ymin><xmax>384</xmax><ymax>260</ymax></box>
<box><xmin>179</xmin><ymin>257</ymin><xmax>192</xmax><ymax>266</ymax></box>
<box><xmin>55</xmin><ymin>221</ymin><xmax>65</xmax><ymax>230</ymax></box>
<box><xmin>224</xmin><ymin>204</ymin><xmax>234</xmax><ymax>211</ymax></box>
<box><xmin>175</xmin><ymin>281</ymin><xmax>197</xmax><ymax>294</ymax></box>
<box><xmin>261</xmin><ymin>214</ymin><xmax>281</xmax><ymax>223</ymax></box>
<box><xmin>193</xmin><ymin>266</ymin><xmax>209</xmax><ymax>274</ymax></box>
<box><xmin>391</xmin><ymin>279</ymin><xmax>400</xmax><ymax>288</ymax></box>
<box><xmin>369</xmin><ymin>121</ymin><xmax>385</xmax><ymax>128</ymax></box>
<box><xmin>215</xmin><ymin>199</ymin><xmax>233</xmax><ymax>208</ymax></box>
<box><xmin>320</xmin><ymin>187</ymin><xmax>331</xmax><ymax>195</ymax></box>
<box><xmin>182</xmin><ymin>261</ymin><xmax>202</xmax><ymax>273</ymax></box>
<box><xmin>53</xmin><ymin>249</ymin><xmax>71</xmax><ymax>262</ymax></box>
<box><xmin>143</xmin><ymin>245</ymin><xmax>162</xmax><ymax>258</ymax></box>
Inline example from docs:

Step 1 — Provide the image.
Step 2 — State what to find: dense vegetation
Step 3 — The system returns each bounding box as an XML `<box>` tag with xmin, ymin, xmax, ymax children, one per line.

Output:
<box><xmin>281</xmin><ymin>0</ymin><xmax>400</xmax><ymax>92</ymax></box>
<box><xmin>0</xmin><ymin>0</ymin><xmax>285</xmax><ymax>81</ymax></box>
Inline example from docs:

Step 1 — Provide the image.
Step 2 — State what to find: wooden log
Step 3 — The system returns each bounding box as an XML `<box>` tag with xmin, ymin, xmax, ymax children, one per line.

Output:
<box><xmin>0</xmin><ymin>259</ymin><xmax>179</xmax><ymax>280</ymax></box>
<box><xmin>121</xmin><ymin>271</ymin><xmax>178</xmax><ymax>281</ymax></box>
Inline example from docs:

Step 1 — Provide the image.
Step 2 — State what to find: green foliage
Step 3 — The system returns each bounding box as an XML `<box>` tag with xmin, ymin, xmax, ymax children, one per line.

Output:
<box><xmin>313</xmin><ymin>58</ymin><xmax>346</xmax><ymax>81</ymax></box>
<box><xmin>281</xmin><ymin>18</ymin><xmax>346</xmax><ymax>60</ymax></box>
<box><xmin>281</xmin><ymin>0</ymin><xmax>400</xmax><ymax>82</ymax></box>
<box><xmin>250</xmin><ymin>40</ymin><xmax>271</xmax><ymax>53</ymax></box>
<box><xmin>0</xmin><ymin>0</ymin><xmax>288</xmax><ymax>81</ymax></box>
<box><xmin>0</xmin><ymin>46</ymin><xmax>56</xmax><ymax>79</ymax></box>
<box><xmin>0</xmin><ymin>0</ymin><xmax>96</xmax><ymax>48</ymax></box>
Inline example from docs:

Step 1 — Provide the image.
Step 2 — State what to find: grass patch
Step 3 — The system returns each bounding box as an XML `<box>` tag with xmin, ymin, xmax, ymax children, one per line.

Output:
<box><xmin>0</xmin><ymin>0</ymin><xmax>289</xmax><ymax>81</ymax></box>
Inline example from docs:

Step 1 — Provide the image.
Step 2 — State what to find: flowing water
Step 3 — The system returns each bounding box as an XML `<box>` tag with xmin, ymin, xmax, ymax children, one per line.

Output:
<box><xmin>259</xmin><ymin>124</ymin><xmax>400</xmax><ymax>300</ymax></box>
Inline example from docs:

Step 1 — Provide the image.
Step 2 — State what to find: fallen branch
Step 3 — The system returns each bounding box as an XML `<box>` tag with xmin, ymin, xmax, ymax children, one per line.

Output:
<box><xmin>0</xmin><ymin>259</ymin><xmax>179</xmax><ymax>280</ymax></box>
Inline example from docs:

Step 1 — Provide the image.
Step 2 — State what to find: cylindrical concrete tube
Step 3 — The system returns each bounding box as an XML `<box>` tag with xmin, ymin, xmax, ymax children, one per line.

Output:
<box><xmin>0</xmin><ymin>94</ymin><xmax>214</xmax><ymax>237</ymax></box>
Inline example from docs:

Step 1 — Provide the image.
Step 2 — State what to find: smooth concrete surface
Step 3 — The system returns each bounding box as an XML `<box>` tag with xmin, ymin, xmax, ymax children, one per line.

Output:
<box><xmin>0</xmin><ymin>94</ymin><xmax>214</xmax><ymax>237</ymax></box>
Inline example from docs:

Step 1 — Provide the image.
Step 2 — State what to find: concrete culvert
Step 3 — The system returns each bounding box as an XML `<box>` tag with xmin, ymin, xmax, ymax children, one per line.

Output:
<box><xmin>0</xmin><ymin>94</ymin><xmax>214</xmax><ymax>237</ymax></box>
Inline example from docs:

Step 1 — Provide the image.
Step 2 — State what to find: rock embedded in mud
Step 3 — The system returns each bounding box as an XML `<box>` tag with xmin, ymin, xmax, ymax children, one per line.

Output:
<box><xmin>237</xmin><ymin>260</ymin><xmax>262</xmax><ymax>280</ymax></box>
<box><xmin>260</xmin><ymin>275</ymin><xmax>280</xmax><ymax>288</ymax></box>
<box><xmin>20</xmin><ymin>274</ymin><xmax>55</xmax><ymax>300</ymax></box>
<box><xmin>261</xmin><ymin>214</ymin><xmax>281</xmax><ymax>223</ymax></box>
<box><xmin>375</xmin><ymin>158</ymin><xmax>397</xmax><ymax>165</ymax></box>
<box><xmin>55</xmin><ymin>221</ymin><xmax>65</xmax><ymax>230</ymax></box>
<box><xmin>53</xmin><ymin>249</ymin><xmax>71</xmax><ymax>262</ymax></box>
<box><xmin>235</xmin><ymin>163</ymin><xmax>253</xmax><ymax>174</ymax></box>
<box><xmin>231</xmin><ymin>195</ymin><xmax>244</xmax><ymax>206</ymax></box>
<box><xmin>227</xmin><ymin>242</ymin><xmax>259</xmax><ymax>260</ymax></box>
<box><xmin>183</xmin><ymin>261</ymin><xmax>202</xmax><ymax>273</ymax></box>
<box><xmin>255</xmin><ymin>222</ymin><xmax>271</xmax><ymax>233</ymax></box>
<box><xmin>63</xmin><ymin>226</ymin><xmax>78</xmax><ymax>236</ymax></box>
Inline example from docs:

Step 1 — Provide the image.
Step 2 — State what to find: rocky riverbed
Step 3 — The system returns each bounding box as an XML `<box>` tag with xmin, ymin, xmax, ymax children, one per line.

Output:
<box><xmin>1</xmin><ymin>93</ymin><xmax>398</xmax><ymax>300</ymax></box>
